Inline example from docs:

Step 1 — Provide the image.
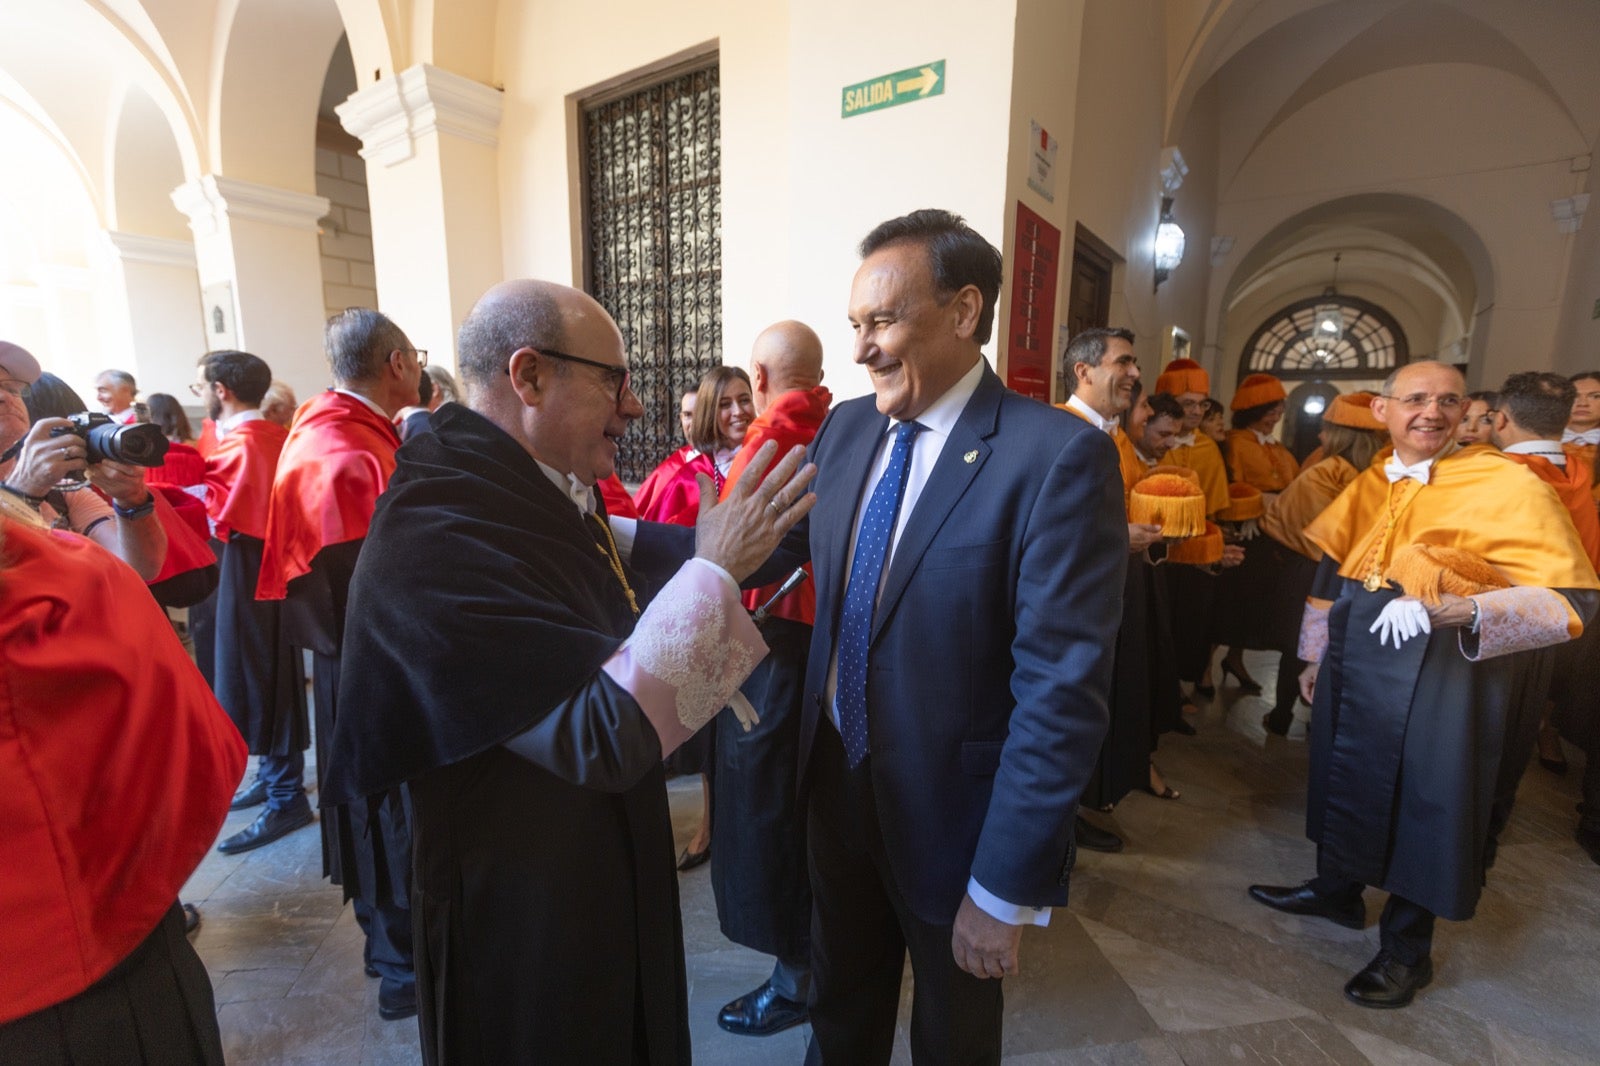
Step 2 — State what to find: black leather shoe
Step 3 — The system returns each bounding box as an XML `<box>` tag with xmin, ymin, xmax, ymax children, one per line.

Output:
<box><xmin>676</xmin><ymin>844</ymin><xmax>711</xmax><ymax>872</ymax></box>
<box><xmin>182</xmin><ymin>903</ymin><xmax>201</xmax><ymax>936</ymax></box>
<box><xmin>1576</xmin><ymin>827</ymin><xmax>1600</xmax><ymax>867</ymax></box>
<box><xmin>1343</xmin><ymin>950</ymin><xmax>1432</xmax><ymax>1008</ymax></box>
<box><xmin>1247</xmin><ymin>881</ymin><xmax>1365</xmax><ymax>929</ymax></box>
<box><xmin>217</xmin><ymin>805</ymin><xmax>314</xmax><ymax>855</ymax></box>
<box><xmin>1075</xmin><ymin>815</ymin><xmax>1123</xmax><ymax>853</ymax></box>
<box><xmin>717</xmin><ymin>980</ymin><xmax>808</xmax><ymax>1036</ymax></box>
<box><xmin>378</xmin><ymin>977</ymin><xmax>418</xmax><ymax>1021</ymax></box>
<box><xmin>364</xmin><ymin>964</ymin><xmax>380</xmax><ymax>979</ymax></box>
<box><xmin>229</xmin><ymin>779</ymin><xmax>268</xmax><ymax>811</ymax></box>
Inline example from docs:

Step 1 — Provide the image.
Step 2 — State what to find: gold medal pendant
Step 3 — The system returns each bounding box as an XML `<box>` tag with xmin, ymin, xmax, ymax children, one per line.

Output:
<box><xmin>1364</xmin><ymin>572</ymin><xmax>1383</xmax><ymax>593</ymax></box>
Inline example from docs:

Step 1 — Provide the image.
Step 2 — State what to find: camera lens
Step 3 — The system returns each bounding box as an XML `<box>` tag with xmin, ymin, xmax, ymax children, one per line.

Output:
<box><xmin>86</xmin><ymin>422</ymin><xmax>169</xmax><ymax>467</ymax></box>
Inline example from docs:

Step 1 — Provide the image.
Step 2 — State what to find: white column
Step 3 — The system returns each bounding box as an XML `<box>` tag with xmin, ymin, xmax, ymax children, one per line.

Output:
<box><xmin>336</xmin><ymin>63</ymin><xmax>505</xmax><ymax>369</ymax></box>
<box><xmin>170</xmin><ymin>175</ymin><xmax>331</xmax><ymax>400</ymax></box>
<box><xmin>98</xmin><ymin>232</ymin><xmax>206</xmax><ymax>399</ymax></box>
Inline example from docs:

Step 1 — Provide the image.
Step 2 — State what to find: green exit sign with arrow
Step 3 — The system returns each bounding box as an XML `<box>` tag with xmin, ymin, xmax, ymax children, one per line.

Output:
<box><xmin>841</xmin><ymin>60</ymin><xmax>945</xmax><ymax>118</ymax></box>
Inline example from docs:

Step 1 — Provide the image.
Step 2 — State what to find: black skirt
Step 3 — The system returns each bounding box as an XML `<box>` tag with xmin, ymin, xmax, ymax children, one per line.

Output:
<box><xmin>0</xmin><ymin>902</ymin><xmax>224</xmax><ymax>1065</ymax></box>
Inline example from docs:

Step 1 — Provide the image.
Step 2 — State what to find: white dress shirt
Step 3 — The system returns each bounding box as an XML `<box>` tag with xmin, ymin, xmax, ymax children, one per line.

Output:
<box><xmin>216</xmin><ymin>408</ymin><xmax>264</xmax><ymax>438</ymax></box>
<box><xmin>1064</xmin><ymin>393</ymin><xmax>1119</xmax><ymax>435</ymax></box>
<box><xmin>1503</xmin><ymin>439</ymin><xmax>1567</xmax><ymax>466</ymax></box>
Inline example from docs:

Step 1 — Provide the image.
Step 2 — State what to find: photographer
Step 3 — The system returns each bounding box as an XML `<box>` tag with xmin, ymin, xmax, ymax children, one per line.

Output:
<box><xmin>0</xmin><ymin>342</ymin><xmax>167</xmax><ymax>579</ymax></box>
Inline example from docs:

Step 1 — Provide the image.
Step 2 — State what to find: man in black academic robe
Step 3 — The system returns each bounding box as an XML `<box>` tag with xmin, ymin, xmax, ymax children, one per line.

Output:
<box><xmin>322</xmin><ymin>279</ymin><xmax>814</xmax><ymax>1065</ymax></box>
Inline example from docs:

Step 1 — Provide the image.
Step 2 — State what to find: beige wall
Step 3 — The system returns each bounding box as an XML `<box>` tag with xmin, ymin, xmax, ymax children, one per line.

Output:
<box><xmin>316</xmin><ymin>143</ymin><xmax>379</xmax><ymax>320</ymax></box>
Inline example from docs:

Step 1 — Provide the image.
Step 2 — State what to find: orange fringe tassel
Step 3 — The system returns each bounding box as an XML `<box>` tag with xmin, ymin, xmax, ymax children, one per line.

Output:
<box><xmin>1384</xmin><ymin>544</ymin><xmax>1509</xmax><ymax>606</ymax></box>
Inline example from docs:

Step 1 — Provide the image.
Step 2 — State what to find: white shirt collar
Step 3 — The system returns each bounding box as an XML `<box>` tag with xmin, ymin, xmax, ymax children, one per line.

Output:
<box><xmin>216</xmin><ymin>408</ymin><xmax>264</xmax><ymax>437</ymax></box>
<box><xmin>1171</xmin><ymin>431</ymin><xmax>1196</xmax><ymax>448</ymax></box>
<box><xmin>889</xmin><ymin>358</ymin><xmax>986</xmax><ymax>439</ymax></box>
<box><xmin>533</xmin><ymin>458</ymin><xmax>597</xmax><ymax>516</ymax></box>
<box><xmin>1064</xmin><ymin>392</ymin><xmax>1119</xmax><ymax>435</ymax></box>
<box><xmin>1253</xmin><ymin>429</ymin><xmax>1275</xmax><ymax>446</ymax></box>
<box><xmin>1504</xmin><ymin>439</ymin><xmax>1567</xmax><ymax>465</ymax></box>
<box><xmin>1384</xmin><ymin>453</ymin><xmax>1437</xmax><ymax>485</ymax></box>
<box><xmin>333</xmin><ymin>388</ymin><xmax>390</xmax><ymax>421</ymax></box>
<box><xmin>1135</xmin><ymin>446</ymin><xmax>1159</xmax><ymax>467</ymax></box>
<box><xmin>1562</xmin><ymin>427</ymin><xmax>1600</xmax><ymax>446</ymax></box>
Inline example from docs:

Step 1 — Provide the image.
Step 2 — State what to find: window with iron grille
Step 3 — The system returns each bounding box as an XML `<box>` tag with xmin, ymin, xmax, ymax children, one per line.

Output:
<box><xmin>581</xmin><ymin>59</ymin><xmax>722</xmax><ymax>484</ymax></box>
<box><xmin>1238</xmin><ymin>294</ymin><xmax>1408</xmax><ymax>382</ymax></box>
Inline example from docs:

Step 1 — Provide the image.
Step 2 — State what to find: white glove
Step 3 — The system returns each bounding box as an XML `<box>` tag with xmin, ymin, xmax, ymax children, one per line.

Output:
<box><xmin>1236</xmin><ymin>518</ymin><xmax>1260</xmax><ymax>540</ymax></box>
<box><xmin>1369</xmin><ymin>596</ymin><xmax>1432</xmax><ymax>650</ymax></box>
<box><xmin>729</xmin><ymin>691</ymin><xmax>761</xmax><ymax>732</ymax></box>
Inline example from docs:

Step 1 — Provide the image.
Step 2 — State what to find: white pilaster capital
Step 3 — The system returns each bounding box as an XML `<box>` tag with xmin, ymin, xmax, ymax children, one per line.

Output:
<box><xmin>170</xmin><ymin>176</ymin><xmax>330</xmax><ymax>237</ymax></box>
<box><xmin>335</xmin><ymin>63</ymin><xmax>504</xmax><ymax>167</ymax></box>
<box><xmin>103</xmin><ymin>231</ymin><xmax>197</xmax><ymax>268</ymax></box>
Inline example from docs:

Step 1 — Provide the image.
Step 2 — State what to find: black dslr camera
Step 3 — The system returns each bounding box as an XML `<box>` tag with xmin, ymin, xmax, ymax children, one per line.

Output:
<box><xmin>50</xmin><ymin>412</ymin><xmax>169</xmax><ymax>467</ymax></box>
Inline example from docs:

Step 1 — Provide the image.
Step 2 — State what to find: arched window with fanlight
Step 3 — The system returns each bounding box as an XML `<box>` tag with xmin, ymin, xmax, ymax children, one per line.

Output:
<box><xmin>1236</xmin><ymin>294</ymin><xmax>1409</xmax><ymax>383</ymax></box>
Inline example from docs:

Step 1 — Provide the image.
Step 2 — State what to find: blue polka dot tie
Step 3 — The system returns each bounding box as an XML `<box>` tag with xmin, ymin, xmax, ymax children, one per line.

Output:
<box><xmin>836</xmin><ymin>420</ymin><xmax>921</xmax><ymax>767</ymax></box>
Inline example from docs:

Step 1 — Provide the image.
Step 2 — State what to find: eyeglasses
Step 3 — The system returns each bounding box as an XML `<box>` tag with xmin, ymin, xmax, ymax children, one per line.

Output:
<box><xmin>1385</xmin><ymin>392</ymin><xmax>1464</xmax><ymax>413</ymax></box>
<box><xmin>510</xmin><ymin>347</ymin><xmax>632</xmax><ymax>405</ymax></box>
<box><xmin>188</xmin><ymin>382</ymin><xmax>209</xmax><ymax>397</ymax></box>
<box><xmin>0</xmin><ymin>378</ymin><xmax>27</xmax><ymax>398</ymax></box>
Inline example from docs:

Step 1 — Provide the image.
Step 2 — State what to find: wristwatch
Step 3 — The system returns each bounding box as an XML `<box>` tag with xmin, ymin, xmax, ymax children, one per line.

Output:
<box><xmin>113</xmin><ymin>492</ymin><xmax>157</xmax><ymax>520</ymax></box>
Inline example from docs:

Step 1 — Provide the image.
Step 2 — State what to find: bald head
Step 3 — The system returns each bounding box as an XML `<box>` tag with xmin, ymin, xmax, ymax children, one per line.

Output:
<box><xmin>457</xmin><ymin>279</ymin><xmax>622</xmax><ymax>398</ymax></box>
<box><xmin>750</xmin><ymin>320</ymin><xmax>824</xmax><ymax>414</ymax></box>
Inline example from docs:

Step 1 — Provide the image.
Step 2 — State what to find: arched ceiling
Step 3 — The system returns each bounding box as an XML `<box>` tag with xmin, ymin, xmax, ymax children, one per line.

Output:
<box><xmin>1167</xmin><ymin>0</ymin><xmax>1600</xmax><ymax>159</ymax></box>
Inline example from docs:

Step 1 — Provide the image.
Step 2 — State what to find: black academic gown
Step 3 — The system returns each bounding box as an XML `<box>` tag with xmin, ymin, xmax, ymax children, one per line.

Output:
<box><xmin>213</xmin><ymin>533</ymin><xmax>308</xmax><ymax>756</ymax></box>
<box><xmin>1306</xmin><ymin>561</ymin><xmax>1597</xmax><ymax>920</ymax></box>
<box><xmin>283</xmin><ymin>539</ymin><xmax>411</xmax><ymax>909</ymax></box>
<box><xmin>322</xmin><ymin>403</ymin><xmax>689</xmax><ymax>1066</ymax></box>
<box><xmin>711</xmin><ymin>615</ymin><xmax>811</xmax><ymax>962</ymax></box>
<box><xmin>1084</xmin><ymin>554</ymin><xmax>1151</xmax><ymax>809</ymax></box>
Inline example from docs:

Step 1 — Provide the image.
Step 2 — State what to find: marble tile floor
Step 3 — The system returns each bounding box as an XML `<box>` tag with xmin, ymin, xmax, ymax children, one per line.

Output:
<box><xmin>184</xmin><ymin>648</ymin><xmax>1600</xmax><ymax>1064</ymax></box>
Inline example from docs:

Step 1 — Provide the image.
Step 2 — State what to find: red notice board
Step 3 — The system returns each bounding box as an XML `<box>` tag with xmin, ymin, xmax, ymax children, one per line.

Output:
<box><xmin>1005</xmin><ymin>201</ymin><xmax>1059</xmax><ymax>400</ymax></box>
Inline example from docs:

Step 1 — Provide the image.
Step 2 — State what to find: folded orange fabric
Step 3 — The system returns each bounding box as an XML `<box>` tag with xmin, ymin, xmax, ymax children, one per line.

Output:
<box><xmin>1218</xmin><ymin>482</ymin><xmax>1264</xmax><ymax>522</ymax></box>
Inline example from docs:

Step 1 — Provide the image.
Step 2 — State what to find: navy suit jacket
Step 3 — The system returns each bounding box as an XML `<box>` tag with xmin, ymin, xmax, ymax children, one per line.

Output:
<box><xmin>632</xmin><ymin>364</ymin><xmax>1127</xmax><ymax>924</ymax></box>
<box><xmin>795</xmin><ymin>364</ymin><xmax>1125</xmax><ymax>924</ymax></box>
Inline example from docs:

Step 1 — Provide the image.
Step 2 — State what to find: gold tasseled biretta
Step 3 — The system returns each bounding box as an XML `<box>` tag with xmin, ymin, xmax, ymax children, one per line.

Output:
<box><xmin>1129</xmin><ymin>473</ymin><xmax>1208</xmax><ymax>539</ymax></box>
<box><xmin>1167</xmin><ymin>520</ymin><xmax>1223</xmax><ymax>564</ymax></box>
<box><xmin>1217</xmin><ymin>482</ymin><xmax>1264</xmax><ymax>523</ymax></box>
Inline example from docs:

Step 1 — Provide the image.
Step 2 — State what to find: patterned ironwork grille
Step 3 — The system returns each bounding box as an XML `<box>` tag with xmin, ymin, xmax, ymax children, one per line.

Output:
<box><xmin>582</xmin><ymin>62</ymin><xmax>722</xmax><ymax>484</ymax></box>
<box><xmin>1239</xmin><ymin>294</ymin><xmax>1408</xmax><ymax>382</ymax></box>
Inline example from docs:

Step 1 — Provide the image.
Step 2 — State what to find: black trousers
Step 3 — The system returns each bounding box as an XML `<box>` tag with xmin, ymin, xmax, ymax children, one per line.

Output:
<box><xmin>803</xmin><ymin>723</ymin><xmax>1002</xmax><ymax>1066</ymax></box>
<box><xmin>1308</xmin><ymin>872</ymin><xmax>1435</xmax><ymax>967</ymax></box>
<box><xmin>0</xmin><ymin>902</ymin><xmax>224</xmax><ymax>1065</ymax></box>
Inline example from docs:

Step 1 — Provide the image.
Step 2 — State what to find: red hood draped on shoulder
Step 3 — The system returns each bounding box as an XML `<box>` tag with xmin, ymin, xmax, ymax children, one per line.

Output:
<box><xmin>0</xmin><ymin>521</ymin><xmax>245</xmax><ymax>1023</ymax></box>
<box><xmin>721</xmin><ymin>386</ymin><xmax>832</xmax><ymax>624</ymax></box>
<box><xmin>256</xmin><ymin>391</ymin><xmax>399</xmax><ymax>600</ymax></box>
<box><xmin>204</xmin><ymin>418</ymin><xmax>288</xmax><ymax>542</ymax></box>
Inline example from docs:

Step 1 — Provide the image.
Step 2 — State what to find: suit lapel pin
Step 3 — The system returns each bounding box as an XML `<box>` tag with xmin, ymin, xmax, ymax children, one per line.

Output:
<box><xmin>963</xmin><ymin>449</ymin><xmax>978</xmax><ymax>464</ymax></box>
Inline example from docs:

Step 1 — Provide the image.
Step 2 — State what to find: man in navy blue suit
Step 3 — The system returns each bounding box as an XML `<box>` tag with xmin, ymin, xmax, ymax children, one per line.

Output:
<box><xmin>793</xmin><ymin>210</ymin><xmax>1128</xmax><ymax>1064</ymax></box>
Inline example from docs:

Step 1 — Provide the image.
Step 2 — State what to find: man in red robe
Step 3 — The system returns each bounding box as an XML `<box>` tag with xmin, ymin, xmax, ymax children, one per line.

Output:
<box><xmin>713</xmin><ymin>321</ymin><xmax>832</xmax><ymax>1037</ymax></box>
<box><xmin>0</xmin><ymin>514</ymin><xmax>245</xmax><ymax>1061</ymax></box>
<box><xmin>257</xmin><ymin>307</ymin><xmax>424</xmax><ymax>1021</ymax></box>
<box><xmin>195</xmin><ymin>349</ymin><xmax>311</xmax><ymax>856</ymax></box>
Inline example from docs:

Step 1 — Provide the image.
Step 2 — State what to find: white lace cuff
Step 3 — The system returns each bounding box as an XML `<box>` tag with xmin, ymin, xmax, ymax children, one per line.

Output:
<box><xmin>601</xmin><ymin>560</ymin><xmax>767</xmax><ymax>756</ymax></box>
<box><xmin>1460</xmin><ymin>586</ymin><xmax>1576</xmax><ymax>661</ymax></box>
<box><xmin>1298</xmin><ymin>599</ymin><xmax>1331</xmax><ymax>663</ymax></box>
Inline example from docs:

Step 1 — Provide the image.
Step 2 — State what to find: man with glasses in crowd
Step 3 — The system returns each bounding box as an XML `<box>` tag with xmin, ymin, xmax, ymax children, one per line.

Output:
<box><xmin>1249</xmin><ymin>359</ymin><xmax>1599</xmax><ymax>1008</ymax></box>
<box><xmin>256</xmin><ymin>308</ymin><xmax>425</xmax><ymax>1022</ymax></box>
<box><xmin>320</xmin><ymin>279</ymin><xmax>816</xmax><ymax>1063</ymax></box>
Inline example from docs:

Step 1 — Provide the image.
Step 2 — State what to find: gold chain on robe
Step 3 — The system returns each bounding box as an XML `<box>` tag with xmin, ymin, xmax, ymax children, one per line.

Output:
<box><xmin>1359</xmin><ymin>480</ymin><xmax>1424</xmax><ymax>592</ymax></box>
<box><xmin>587</xmin><ymin>512</ymin><xmax>640</xmax><ymax>616</ymax></box>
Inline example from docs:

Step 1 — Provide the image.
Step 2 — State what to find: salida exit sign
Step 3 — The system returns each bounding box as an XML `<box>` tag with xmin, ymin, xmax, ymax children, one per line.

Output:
<box><xmin>841</xmin><ymin>61</ymin><xmax>945</xmax><ymax>118</ymax></box>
